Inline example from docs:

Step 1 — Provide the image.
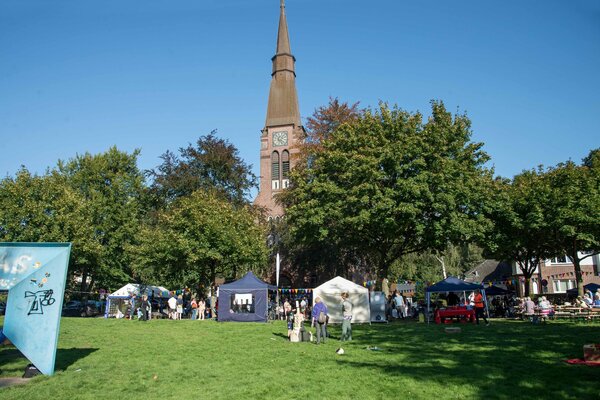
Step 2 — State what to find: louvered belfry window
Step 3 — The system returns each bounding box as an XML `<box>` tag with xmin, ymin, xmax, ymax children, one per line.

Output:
<box><xmin>282</xmin><ymin>150</ymin><xmax>290</xmax><ymax>179</ymax></box>
<box><xmin>271</xmin><ymin>151</ymin><xmax>280</xmax><ymax>180</ymax></box>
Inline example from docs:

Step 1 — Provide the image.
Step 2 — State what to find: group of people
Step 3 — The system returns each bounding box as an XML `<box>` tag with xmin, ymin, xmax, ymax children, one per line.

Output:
<box><xmin>287</xmin><ymin>291</ymin><xmax>353</xmax><ymax>345</ymax></box>
<box><xmin>574</xmin><ymin>289</ymin><xmax>600</xmax><ymax>308</ymax></box>
<box><xmin>278</xmin><ymin>297</ymin><xmax>311</xmax><ymax>320</ymax></box>
<box><xmin>387</xmin><ymin>290</ymin><xmax>411</xmax><ymax>319</ymax></box>
<box><xmin>167</xmin><ymin>294</ymin><xmax>212</xmax><ymax>320</ymax></box>
<box><xmin>518</xmin><ymin>296</ymin><xmax>554</xmax><ymax>320</ymax></box>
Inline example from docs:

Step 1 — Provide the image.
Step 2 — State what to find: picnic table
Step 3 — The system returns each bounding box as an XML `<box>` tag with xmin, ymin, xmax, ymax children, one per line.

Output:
<box><xmin>551</xmin><ymin>306</ymin><xmax>600</xmax><ymax>322</ymax></box>
<box><xmin>434</xmin><ymin>306</ymin><xmax>475</xmax><ymax>324</ymax></box>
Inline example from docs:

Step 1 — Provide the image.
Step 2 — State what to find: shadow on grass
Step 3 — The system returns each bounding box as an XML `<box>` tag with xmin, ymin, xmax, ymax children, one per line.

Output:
<box><xmin>333</xmin><ymin>320</ymin><xmax>600</xmax><ymax>399</ymax></box>
<box><xmin>55</xmin><ymin>348</ymin><xmax>98</xmax><ymax>372</ymax></box>
<box><xmin>0</xmin><ymin>347</ymin><xmax>98</xmax><ymax>376</ymax></box>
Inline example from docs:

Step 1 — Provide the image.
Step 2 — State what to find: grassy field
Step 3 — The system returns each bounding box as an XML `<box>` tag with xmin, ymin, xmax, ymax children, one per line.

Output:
<box><xmin>1</xmin><ymin>317</ymin><xmax>599</xmax><ymax>399</ymax></box>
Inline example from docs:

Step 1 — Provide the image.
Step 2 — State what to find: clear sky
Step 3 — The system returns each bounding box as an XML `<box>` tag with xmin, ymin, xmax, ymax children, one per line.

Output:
<box><xmin>1</xmin><ymin>0</ymin><xmax>599</xmax><ymax>193</ymax></box>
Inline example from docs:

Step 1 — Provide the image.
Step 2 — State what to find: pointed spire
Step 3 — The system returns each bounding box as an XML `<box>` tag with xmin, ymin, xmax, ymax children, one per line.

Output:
<box><xmin>276</xmin><ymin>0</ymin><xmax>291</xmax><ymax>56</ymax></box>
<box><xmin>265</xmin><ymin>0</ymin><xmax>301</xmax><ymax>128</ymax></box>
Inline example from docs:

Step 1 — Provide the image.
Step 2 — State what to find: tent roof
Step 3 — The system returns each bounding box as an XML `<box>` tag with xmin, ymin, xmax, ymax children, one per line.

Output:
<box><xmin>426</xmin><ymin>276</ymin><xmax>483</xmax><ymax>293</ymax></box>
<box><xmin>484</xmin><ymin>285</ymin><xmax>514</xmax><ymax>296</ymax></box>
<box><xmin>110</xmin><ymin>283</ymin><xmax>170</xmax><ymax>298</ymax></box>
<box><xmin>314</xmin><ymin>276</ymin><xmax>368</xmax><ymax>293</ymax></box>
<box><xmin>219</xmin><ymin>271</ymin><xmax>276</xmax><ymax>291</ymax></box>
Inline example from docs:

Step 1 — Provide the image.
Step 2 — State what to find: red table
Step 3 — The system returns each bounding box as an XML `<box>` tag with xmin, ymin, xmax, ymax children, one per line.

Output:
<box><xmin>435</xmin><ymin>306</ymin><xmax>475</xmax><ymax>324</ymax></box>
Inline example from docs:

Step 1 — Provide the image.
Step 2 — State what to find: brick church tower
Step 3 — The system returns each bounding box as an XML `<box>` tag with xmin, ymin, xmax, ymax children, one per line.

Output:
<box><xmin>254</xmin><ymin>0</ymin><xmax>304</xmax><ymax>218</ymax></box>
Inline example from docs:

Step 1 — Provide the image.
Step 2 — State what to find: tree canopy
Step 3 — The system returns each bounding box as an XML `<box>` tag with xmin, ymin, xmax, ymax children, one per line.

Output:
<box><xmin>148</xmin><ymin>131</ymin><xmax>257</xmax><ymax>208</ymax></box>
<box><xmin>129</xmin><ymin>190</ymin><xmax>268</xmax><ymax>290</ymax></box>
<box><xmin>281</xmin><ymin>101</ymin><xmax>494</xmax><ymax>279</ymax></box>
<box><xmin>546</xmin><ymin>150</ymin><xmax>600</xmax><ymax>296</ymax></box>
<box><xmin>485</xmin><ymin>170</ymin><xmax>554</xmax><ymax>295</ymax></box>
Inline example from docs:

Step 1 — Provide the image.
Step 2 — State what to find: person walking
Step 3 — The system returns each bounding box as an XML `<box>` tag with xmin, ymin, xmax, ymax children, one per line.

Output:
<box><xmin>311</xmin><ymin>297</ymin><xmax>328</xmax><ymax>344</ymax></box>
<box><xmin>340</xmin><ymin>292</ymin><xmax>353</xmax><ymax>341</ymax></box>
<box><xmin>473</xmin><ymin>290</ymin><xmax>489</xmax><ymax>325</ymax></box>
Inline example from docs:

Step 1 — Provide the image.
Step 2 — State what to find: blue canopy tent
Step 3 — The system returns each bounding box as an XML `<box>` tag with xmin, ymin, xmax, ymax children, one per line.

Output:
<box><xmin>218</xmin><ymin>271</ymin><xmax>276</xmax><ymax>322</ymax></box>
<box><xmin>425</xmin><ymin>277</ymin><xmax>488</xmax><ymax>324</ymax></box>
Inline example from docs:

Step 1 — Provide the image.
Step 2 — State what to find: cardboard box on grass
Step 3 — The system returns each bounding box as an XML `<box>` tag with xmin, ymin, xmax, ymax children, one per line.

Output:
<box><xmin>583</xmin><ymin>344</ymin><xmax>600</xmax><ymax>363</ymax></box>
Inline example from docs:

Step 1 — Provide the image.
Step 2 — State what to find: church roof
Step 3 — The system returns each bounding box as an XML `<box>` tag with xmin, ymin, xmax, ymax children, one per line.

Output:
<box><xmin>265</xmin><ymin>0</ymin><xmax>301</xmax><ymax>128</ymax></box>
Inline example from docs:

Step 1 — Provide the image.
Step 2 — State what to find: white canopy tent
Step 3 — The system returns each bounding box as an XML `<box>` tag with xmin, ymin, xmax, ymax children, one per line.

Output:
<box><xmin>312</xmin><ymin>276</ymin><xmax>371</xmax><ymax>324</ymax></box>
<box><xmin>104</xmin><ymin>284</ymin><xmax>170</xmax><ymax>318</ymax></box>
<box><xmin>110</xmin><ymin>283</ymin><xmax>170</xmax><ymax>298</ymax></box>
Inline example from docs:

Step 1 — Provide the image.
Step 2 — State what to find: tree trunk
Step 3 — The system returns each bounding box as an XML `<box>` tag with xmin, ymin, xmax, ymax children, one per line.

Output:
<box><xmin>571</xmin><ymin>241</ymin><xmax>584</xmax><ymax>297</ymax></box>
<box><xmin>434</xmin><ymin>255</ymin><xmax>447</xmax><ymax>279</ymax></box>
<box><xmin>80</xmin><ymin>266</ymin><xmax>88</xmax><ymax>298</ymax></box>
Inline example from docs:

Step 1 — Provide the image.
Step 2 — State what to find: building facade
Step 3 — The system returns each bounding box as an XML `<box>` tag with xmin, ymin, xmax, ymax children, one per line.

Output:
<box><xmin>254</xmin><ymin>0</ymin><xmax>304</xmax><ymax>218</ymax></box>
<box><xmin>511</xmin><ymin>252</ymin><xmax>600</xmax><ymax>296</ymax></box>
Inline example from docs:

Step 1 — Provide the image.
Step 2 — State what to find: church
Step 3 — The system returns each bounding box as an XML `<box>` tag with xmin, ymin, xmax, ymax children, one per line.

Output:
<box><xmin>254</xmin><ymin>0</ymin><xmax>304</xmax><ymax>219</ymax></box>
<box><xmin>253</xmin><ymin>0</ymin><xmax>315</xmax><ymax>288</ymax></box>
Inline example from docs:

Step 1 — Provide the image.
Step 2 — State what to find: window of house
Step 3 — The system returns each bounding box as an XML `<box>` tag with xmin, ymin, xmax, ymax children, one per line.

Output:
<box><xmin>550</xmin><ymin>255</ymin><xmax>568</xmax><ymax>264</ymax></box>
<box><xmin>552</xmin><ymin>279</ymin><xmax>575</xmax><ymax>293</ymax></box>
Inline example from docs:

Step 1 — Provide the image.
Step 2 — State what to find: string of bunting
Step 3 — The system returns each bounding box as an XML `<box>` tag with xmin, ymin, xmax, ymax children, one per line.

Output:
<box><xmin>278</xmin><ymin>288</ymin><xmax>312</xmax><ymax>294</ymax></box>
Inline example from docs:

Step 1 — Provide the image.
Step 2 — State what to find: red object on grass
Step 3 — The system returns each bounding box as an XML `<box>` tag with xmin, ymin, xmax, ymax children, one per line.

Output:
<box><xmin>564</xmin><ymin>359</ymin><xmax>600</xmax><ymax>366</ymax></box>
<box><xmin>434</xmin><ymin>307</ymin><xmax>476</xmax><ymax>324</ymax></box>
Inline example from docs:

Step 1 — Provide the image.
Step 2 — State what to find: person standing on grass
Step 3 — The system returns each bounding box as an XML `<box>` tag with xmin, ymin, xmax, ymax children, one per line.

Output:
<box><xmin>340</xmin><ymin>292</ymin><xmax>353</xmax><ymax>341</ymax></box>
<box><xmin>140</xmin><ymin>294</ymin><xmax>151</xmax><ymax>321</ymax></box>
<box><xmin>311</xmin><ymin>297</ymin><xmax>328</xmax><ymax>344</ymax></box>
<box><xmin>198</xmin><ymin>298</ymin><xmax>206</xmax><ymax>320</ymax></box>
<box><xmin>168</xmin><ymin>295</ymin><xmax>177</xmax><ymax>319</ymax></box>
<box><xmin>176</xmin><ymin>294</ymin><xmax>183</xmax><ymax>320</ymax></box>
<box><xmin>283</xmin><ymin>299</ymin><xmax>292</xmax><ymax>319</ymax></box>
<box><xmin>473</xmin><ymin>290</ymin><xmax>489</xmax><ymax>326</ymax></box>
<box><xmin>190</xmin><ymin>298</ymin><xmax>198</xmax><ymax>320</ymax></box>
<box><xmin>393</xmin><ymin>291</ymin><xmax>404</xmax><ymax>319</ymax></box>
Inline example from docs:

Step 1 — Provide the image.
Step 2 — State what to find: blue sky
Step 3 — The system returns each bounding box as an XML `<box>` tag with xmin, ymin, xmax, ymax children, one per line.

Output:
<box><xmin>1</xmin><ymin>0</ymin><xmax>599</xmax><ymax>194</ymax></box>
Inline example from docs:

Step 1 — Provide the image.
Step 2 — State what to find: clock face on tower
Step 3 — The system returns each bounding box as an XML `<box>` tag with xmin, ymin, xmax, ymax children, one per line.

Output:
<box><xmin>272</xmin><ymin>131</ymin><xmax>288</xmax><ymax>147</ymax></box>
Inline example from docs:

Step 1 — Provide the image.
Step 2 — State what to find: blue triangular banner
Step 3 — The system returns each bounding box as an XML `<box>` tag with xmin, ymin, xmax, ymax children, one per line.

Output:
<box><xmin>1</xmin><ymin>243</ymin><xmax>71</xmax><ymax>375</ymax></box>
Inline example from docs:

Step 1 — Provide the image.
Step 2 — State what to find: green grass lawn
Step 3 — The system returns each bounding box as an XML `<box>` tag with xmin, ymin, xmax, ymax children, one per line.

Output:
<box><xmin>1</xmin><ymin>317</ymin><xmax>599</xmax><ymax>399</ymax></box>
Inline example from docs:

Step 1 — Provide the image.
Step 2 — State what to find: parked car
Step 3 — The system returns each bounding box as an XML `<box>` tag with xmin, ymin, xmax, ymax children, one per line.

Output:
<box><xmin>62</xmin><ymin>300</ymin><xmax>101</xmax><ymax>317</ymax></box>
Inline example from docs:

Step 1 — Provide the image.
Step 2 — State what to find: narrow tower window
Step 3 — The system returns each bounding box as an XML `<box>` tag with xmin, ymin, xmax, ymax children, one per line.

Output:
<box><xmin>282</xmin><ymin>150</ymin><xmax>290</xmax><ymax>188</ymax></box>
<box><xmin>271</xmin><ymin>151</ymin><xmax>280</xmax><ymax>190</ymax></box>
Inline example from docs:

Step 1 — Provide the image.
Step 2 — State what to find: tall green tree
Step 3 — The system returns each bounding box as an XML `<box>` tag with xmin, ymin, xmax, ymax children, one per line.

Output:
<box><xmin>282</xmin><ymin>101</ymin><xmax>493</xmax><ymax>279</ymax></box>
<box><xmin>485</xmin><ymin>171</ymin><xmax>554</xmax><ymax>296</ymax></box>
<box><xmin>129</xmin><ymin>190</ymin><xmax>268</xmax><ymax>290</ymax></box>
<box><xmin>0</xmin><ymin>168</ymin><xmax>102</xmax><ymax>289</ymax></box>
<box><xmin>148</xmin><ymin>131</ymin><xmax>257</xmax><ymax>208</ymax></box>
<box><xmin>546</xmin><ymin>149</ymin><xmax>600</xmax><ymax>296</ymax></box>
<box><xmin>273</xmin><ymin>99</ymin><xmax>363</xmax><ymax>283</ymax></box>
<box><xmin>55</xmin><ymin>147</ymin><xmax>146</xmax><ymax>293</ymax></box>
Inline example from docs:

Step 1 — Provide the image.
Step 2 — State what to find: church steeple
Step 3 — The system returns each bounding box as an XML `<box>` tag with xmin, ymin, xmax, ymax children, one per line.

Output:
<box><xmin>255</xmin><ymin>0</ymin><xmax>304</xmax><ymax>218</ymax></box>
<box><xmin>265</xmin><ymin>0</ymin><xmax>301</xmax><ymax>128</ymax></box>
